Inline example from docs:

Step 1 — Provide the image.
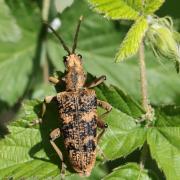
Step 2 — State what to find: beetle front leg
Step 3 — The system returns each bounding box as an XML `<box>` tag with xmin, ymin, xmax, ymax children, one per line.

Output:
<box><xmin>85</xmin><ymin>75</ymin><xmax>106</xmax><ymax>88</ymax></box>
<box><xmin>50</xmin><ymin>128</ymin><xmax>66</xmax><ymax>179</ymax></box>
<box><xmin>48</xmin><ymin>76</ymin><xmax>60</xmax><ymax>85</ymax></box>
<box><xmin>29</xmin><ymin>95</ymin><xmax>56</xmax><ymax>126</ymax></box>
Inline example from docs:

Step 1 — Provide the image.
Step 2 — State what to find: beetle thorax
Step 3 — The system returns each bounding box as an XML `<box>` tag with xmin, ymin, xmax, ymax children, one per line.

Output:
<box><xmin>65</xmin><ymin>54</ymin><xmax>86</xmax><ymax>91</ymax></box>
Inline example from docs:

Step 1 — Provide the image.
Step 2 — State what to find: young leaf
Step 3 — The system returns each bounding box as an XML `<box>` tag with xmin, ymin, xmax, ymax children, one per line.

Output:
<box><xmin>103</xmin><ymin>163</ymin><xmax>151</xmax><ymax>180</ymax></box>
<box><xmin>88</xmin><ymin>0</ymin><xmax>139</xmax><ymax>20</ymax></box>
<box><xmin>125</xmin><ymin>0</ymin><xmax>143</xmax><ymax>12</ymax></box>
<box><xmin>115</xmin><ymin>16</ymin><xmax>148</xmax><ymax>62</ymax></box>
<box><xmin>144</xmin><ymin>0</ymin><xmax>165</xmax><ymax>14</ymax></box>
<box><xmin>0</xmin><ymin>0</ymin><xmax>21</xmax><ymax>42</ymax></box>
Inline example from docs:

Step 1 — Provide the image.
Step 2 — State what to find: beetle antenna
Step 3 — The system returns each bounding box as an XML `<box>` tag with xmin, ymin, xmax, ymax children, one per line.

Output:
<box><xmin>45</xmin><ymin>23</ymin><xmax>71</xmax><ymax>54</ymax></box>
<box><xmin>72</xmin><ymin>16</ymin><xmax>83</xmax><ymax>53</ymax></box>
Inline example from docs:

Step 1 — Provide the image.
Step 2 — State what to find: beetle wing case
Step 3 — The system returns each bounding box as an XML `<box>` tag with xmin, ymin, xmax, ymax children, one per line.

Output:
<box><xmin>57</xmin><ymin>88</ymin><xmax>97</xmax><ymax>176</ymax></box>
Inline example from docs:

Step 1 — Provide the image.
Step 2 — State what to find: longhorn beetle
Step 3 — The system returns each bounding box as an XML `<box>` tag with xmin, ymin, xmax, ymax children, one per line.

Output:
<box><xmin>36</xmin><ymin>16</ymin><xmax>112</xmax><ymax>177</ymax></box>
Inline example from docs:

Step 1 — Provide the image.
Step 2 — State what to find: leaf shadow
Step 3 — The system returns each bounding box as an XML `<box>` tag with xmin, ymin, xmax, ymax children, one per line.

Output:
<box><xmin>0</xmin><ymin>99</ymin><xmax>22</xmax><ymax>138</ymax></box>
<box><xmin>28</xmin><ymin>74</ymin><xmax>75</xmax><ymax>174</ymax></box>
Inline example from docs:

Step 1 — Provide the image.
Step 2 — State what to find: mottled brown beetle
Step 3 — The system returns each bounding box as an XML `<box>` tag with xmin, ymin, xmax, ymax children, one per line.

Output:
<box><xmin>35</xmin><ymin>16</ymin><xmax>112</xmax><ymax>177</ymax></box>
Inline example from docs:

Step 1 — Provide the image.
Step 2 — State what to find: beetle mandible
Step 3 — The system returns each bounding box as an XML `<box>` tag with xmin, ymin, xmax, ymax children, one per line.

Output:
<box><xmin>36</xmin><ymin>16</ymin><xmax>112</xmax><ymax>177</ymax></box>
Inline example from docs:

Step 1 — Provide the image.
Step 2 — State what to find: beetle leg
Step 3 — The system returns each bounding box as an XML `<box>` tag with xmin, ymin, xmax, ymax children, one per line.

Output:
<box><xmin>97</xmin><ymin>100</ymin><xmax>112</xmax><ymax>119</ymax></box>
<box><xmin>50</xmin><ymin>128</ymin><xmax>66</xmax><ymax>178</ymax></box>
<box><xmin>96</xmin><ymin>100</ymin><xmax>112</xmax><ymax>143</ymax></box>
<box><xmin>48</xmin><ymin>76</ymin><xmax>60</xmax><ymax>85</ymax></box>
<box><xmin>96</xmin><ymin>118</ymin><xmax>109</xmax><ymax>160</ymax></box>
<box><xmin>96</xmin><ymin>118</ymin><xmax>108</xmax><ymax>143</ymax></box>
<box><xmin>96</xmin><ymin>145</ymin><xmax>109</xmax><ymax>161</ymax></box>
<box><xmin>28</xmin><ymin>95</ymin><xmax>56</xmax><ymax>126</ymax></box>
<box><xmin>85</xmin><ymin>75</ymin><xmax>106</xmax><ymax>88</ymax></box>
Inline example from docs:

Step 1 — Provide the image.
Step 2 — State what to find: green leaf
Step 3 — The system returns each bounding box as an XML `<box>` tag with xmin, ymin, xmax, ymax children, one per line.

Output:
<box><xmin>99</xmin><ymin>109</ymin><xmax>146</xmax><ymax>160</ymax></box>
<box><xmin>103</xmin><ymin>163</ymin><xmax>151</xmax><ymax>180</ymax></box>
<box><xmin>124</xmin><ymin>0</ymin><xmax>143</xmax><ymax>12</ymax></box>
<box><xmin>147</xmin><ymin>127</ymin><xmax>180</xmax><ymax>180</ymax></box>
<box><xmin>0</xmin><ymin>1</ymin><xmax>40</xmax><ymax>106</ymax></box>
<box><xmin>147</xmin><ymin>108</ymin><xmax>180</xmax><ymax>180</ymax></box>
<box><xmin>88</xmin><ymin>0</ymin><xmax>139</xmax><ymax>20</ymax></box>
<box><xmin>95</xmin><ymin>81</ymin><xmax>146</xmax><ymax>161</ymax></box>
<box><xmin>115</xmin><ymin>16</ymin><xmax>148</xmax><ymax>62</ymax></box>
<box><xmin>155</xmin><ymin>105</ymin><xmax>180</xmax><ymax>127</ymax></box>
<box><xmin>144</xmin><ymin>0</ymin><xmax>165</xmax><ymax>14</ymax></box>
<box><xmin>0</xmin><ymin>126</ymin><xmax>60</xmax><ymax>179</ymax></box>
<box><xmin>147</xmin><ymin>105</ymin><xmax>180</xmax><ymax>180</ymax></box>
<box><xmin>96</xmin><ymin>84</ymin><xmax>144</xmax><ymax>118</ymax></box>
<box><xmin>0</xmin><ymin>0</ymin><xmax>21</xmax><ymax>42</ymax></box>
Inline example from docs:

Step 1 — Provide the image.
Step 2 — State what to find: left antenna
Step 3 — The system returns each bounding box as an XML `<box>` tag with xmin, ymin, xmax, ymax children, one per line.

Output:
<box><xmin>45</xmin><ymin>23</ymin><xmax>71</xmax><ymax>54</ymax></box>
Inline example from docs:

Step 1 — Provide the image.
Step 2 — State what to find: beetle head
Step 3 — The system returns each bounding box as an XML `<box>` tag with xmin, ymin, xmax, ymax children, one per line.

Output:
<box><xmin>46</xmin><ymin>16</ymin><xmax>85</xmax><ymax>90</ymax></box>
<box><xmin>63</xmin><ymin>53</ymin><xmax>86</xmax><ymax>91</ymax></box>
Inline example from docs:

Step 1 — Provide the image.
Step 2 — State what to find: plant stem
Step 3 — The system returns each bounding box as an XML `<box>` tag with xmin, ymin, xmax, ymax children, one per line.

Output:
<box><xmin>139</xmin><ymin>41</ymin><xmax>149</xmax><ymax>112</ymax></box>
<box><xmin>139</xmin><ymin>40</ymin><xmax>155</xmax><ymax>123</ymax></box>
<box><xmin>139</xmin><ymin>40</ymin><xmax>155</xmax><ymax>170</ymax></box>
<box><xmin>42</xmin><ymin>0</ymin><xmax>51</xmax><ymax>22</ymax></box>
<box><xmin>138</xmin><ymin>41</ymin><xmax>153</xmax><ymax>169</ymax></box>
<box><xmin>41</xmin><ymin>0</ymin><xmax>50</xmax><ymax>83</ymax></box>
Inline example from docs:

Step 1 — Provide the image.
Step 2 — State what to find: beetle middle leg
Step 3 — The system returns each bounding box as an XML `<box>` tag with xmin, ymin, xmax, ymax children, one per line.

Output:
<box><xmin>29</xmin><ymin>95</ymin><xmax>56</xmax><ymax>126</ymax></box>
<box><xmin>97</xmin><ymin>99</ymin><xmax>112</xmax><ymax>119</ymax></box>
<box><xmin>85</xmin><ymin>75</ymin><xmax>106</xmax><ymax>88</ymax></box>
<box><xmin>50</xmin><ymin>128</ymin><xmax>66</xmax><ymax>179</ymax></box>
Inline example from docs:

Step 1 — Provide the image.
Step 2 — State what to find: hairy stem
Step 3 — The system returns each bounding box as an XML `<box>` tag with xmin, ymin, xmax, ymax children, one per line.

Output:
<box><xmin>139</xmin><ymin>41</ymin><xmax>149</xmax><ymax>112</ymax></box>
<box><xmin>138</xmin><ymin>41</ymin><xmax>153</xmax><ymax>169</ymax></box>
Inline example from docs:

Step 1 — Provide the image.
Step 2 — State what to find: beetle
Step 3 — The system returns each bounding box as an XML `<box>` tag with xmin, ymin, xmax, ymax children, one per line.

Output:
<box><xmin>36</xmin><ymin>16</ymin><xmax>112</xmax><ymax>177</ymax></box>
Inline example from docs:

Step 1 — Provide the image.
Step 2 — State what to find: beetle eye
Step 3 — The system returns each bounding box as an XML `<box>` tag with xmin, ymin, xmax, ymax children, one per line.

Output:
<box><xmin>78</xmin><ymin>54</ymin><xmax>82</xmax><ymax>59</ymax></box>
<box><xmin>63</xmin><ymin>56</ymin><xmax>67</xmax><ymax>63</ymax></box>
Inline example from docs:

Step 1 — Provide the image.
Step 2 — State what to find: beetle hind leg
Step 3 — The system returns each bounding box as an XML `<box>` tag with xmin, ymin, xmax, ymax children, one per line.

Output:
<box><xmin>96</xmin><ymin>101</ymin><xmax>112</xmax><ymax>160</ymax></box>
<box><xmin>50</xmin><ymin>128</ymin><xmax>66</xmax><ymax>179</ymax></box>
<box><xmin>96</xmin><ymin>118</ymin><xmax>109</xmax><ymax>161</ymax></box>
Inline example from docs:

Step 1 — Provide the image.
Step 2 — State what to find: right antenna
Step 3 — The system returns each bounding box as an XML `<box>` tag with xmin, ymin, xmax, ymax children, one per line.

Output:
<box><xmin>72</xmin><ymin>16</ymin><xmax>83</xmax><ymax>53</ymax></box>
